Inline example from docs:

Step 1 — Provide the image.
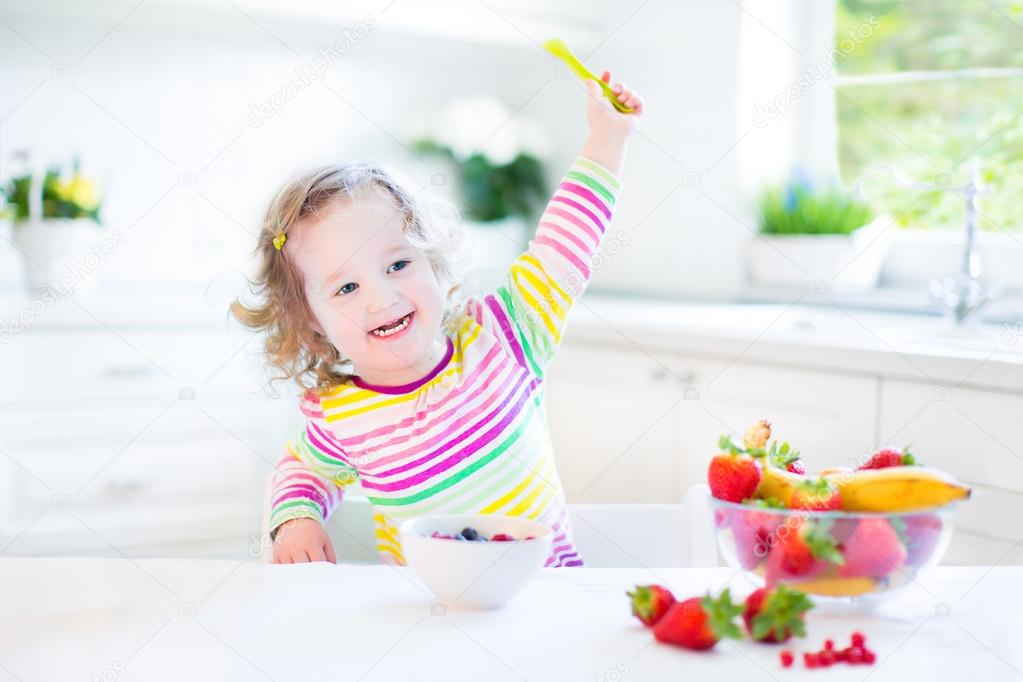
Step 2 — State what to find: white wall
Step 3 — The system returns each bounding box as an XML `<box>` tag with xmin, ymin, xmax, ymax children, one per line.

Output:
<box><xmin>0</xmin><ymin>0</ymin><xmax>775</xmax><ymax>302</ymax></box>
<box><xmin>583</xmin><ymin>0</ymin><xmax>749</xmax><ymax>301</ymax></box>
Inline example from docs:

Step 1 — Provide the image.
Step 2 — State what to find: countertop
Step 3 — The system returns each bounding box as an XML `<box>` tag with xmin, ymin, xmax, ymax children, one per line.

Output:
<box><xmin>568</xmin><ymin>294</ymin><xmax>1023</xmax><ymax>393</ymax></box>
<box><xmin>1</xmin><ymin>557</ymin><xmax>1019</xmax><ymax>681</ymax></box>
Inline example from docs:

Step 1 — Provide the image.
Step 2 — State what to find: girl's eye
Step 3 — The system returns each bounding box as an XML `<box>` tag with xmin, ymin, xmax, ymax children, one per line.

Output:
<box><xmin>334</xmin><ymin>260</ymin><xmax>407</xmax><ymax>295</ymax></box>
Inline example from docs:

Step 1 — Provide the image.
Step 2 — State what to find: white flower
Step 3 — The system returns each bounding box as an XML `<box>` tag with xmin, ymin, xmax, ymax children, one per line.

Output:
<box><xmin>417</xmin><ymin>93</ymin><xmax>554</xmax><ymax>167</ymax></box>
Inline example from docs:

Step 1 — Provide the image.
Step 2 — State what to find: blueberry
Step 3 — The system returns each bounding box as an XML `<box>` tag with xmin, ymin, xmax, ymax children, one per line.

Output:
<box><xmin>461</xmin><ymin>526</ymin><xmax>479</xmax><ymax>541</ymax></box>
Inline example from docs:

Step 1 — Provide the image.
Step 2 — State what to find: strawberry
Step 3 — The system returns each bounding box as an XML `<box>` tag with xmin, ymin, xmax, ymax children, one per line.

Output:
<box><xmin>859</xmin><ymin>447</ymin><xmax>917</xmax><ymax>470</ymax></box>
<box><xmin>731</xmin><ymin>500</ymin><xmax>785</xmax><ymax>570</ymax></box>
<box><xmin>786</xmin><ymin>459</ymin><xmax>806</xmax><ymax>475</ymax></box>
<box><xmin>789</xmin><ymin>478</ymin><xmax>841</xmax><ymax>511</ymax></box>
<box><xmin>742</xmin><ymin>585</ymin><xmax>814</xmax><ymax>643</ymax></box>
<box><xmin>713</xmin><ymin>508</ymin><xmax>731</xmax><ymax>529</ymax></box>
<box><xmin>766</xmin><ymin>518</ymin><xmax>844</xmax><ymax>585</ymax></box>
<box><xmin>839</xmin><ymin>518</ymin><xmax>907</xmax><ymax>579</ymax></box>
<box><xmin>653</xmin><ymin>590</ymin><xmax>743</xmax><ymax>650</ymax></box>
<box><xmin>709</xmin><ymin>437</ymin><xmax>763</xmax><ymax>502</ymax></box>
<box><xmin>627</xmin><ymin>584</ymin><xmax>676</xmax><ymax>627</ymax></box>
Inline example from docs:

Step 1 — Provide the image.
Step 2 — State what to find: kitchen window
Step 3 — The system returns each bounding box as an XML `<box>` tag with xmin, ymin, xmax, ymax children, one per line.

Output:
<box><xmin>834</xmin><ymin>0</ymin><xmax>1023</xmax><ymax>235</ymax></box>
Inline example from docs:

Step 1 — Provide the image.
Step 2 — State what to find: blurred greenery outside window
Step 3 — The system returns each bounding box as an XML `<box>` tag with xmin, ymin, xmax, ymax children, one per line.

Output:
<box><xmin>835</xmin><ymin>0</ymin><xmax>1023</xmax><ymax>233</ymax></box>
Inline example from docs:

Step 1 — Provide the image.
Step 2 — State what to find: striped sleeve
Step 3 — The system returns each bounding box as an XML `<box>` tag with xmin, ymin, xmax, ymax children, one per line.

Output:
<box><xmin>268</xmin><ymin>390</ymin><xmax>361</xmax><ymax>537</ymax></box>
<box><xmin>487</xmin><ymin>155</ymin><xmax>621</xmax><ymax>377</ymax></box>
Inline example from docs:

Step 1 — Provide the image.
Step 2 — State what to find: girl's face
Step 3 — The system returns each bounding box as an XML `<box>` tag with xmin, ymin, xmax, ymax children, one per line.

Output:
<box><xmin>289</xmin><ymin>191</ymin><xmax>448</xmax><ymax>387</ymax></box>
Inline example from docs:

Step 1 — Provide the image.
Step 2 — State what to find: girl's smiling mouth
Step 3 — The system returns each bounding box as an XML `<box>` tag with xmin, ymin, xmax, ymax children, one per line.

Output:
<box><xmin>369</xmin><ymin>311</ymin><xmax>414</xmax><ymax>339</ymax></box>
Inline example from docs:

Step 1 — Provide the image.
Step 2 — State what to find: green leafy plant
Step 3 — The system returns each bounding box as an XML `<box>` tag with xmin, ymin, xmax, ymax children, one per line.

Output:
<box><xmin>414</xmin><ymin>140</ymin><xmax>546</xmax><ymax>223</ymax></box>
<box><xmin>3</xmin><ymin>161</ymin><xmax>102</xmax><ymax>224</ymax></box>
<box><xmin>758</xmin><ymin>178</ymin><xmax>873</xmax><ymax>236</ymax></box>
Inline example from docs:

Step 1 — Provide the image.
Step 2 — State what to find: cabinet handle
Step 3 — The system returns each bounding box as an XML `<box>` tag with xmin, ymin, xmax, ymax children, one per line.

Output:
<box><xmin>105</xmin><ymin>478</ymin><xmax>148</xmax><ymax>494</ymax></box>
<box><xmin>675</xmin><ymin>370</ymin><xmax>696</xmax><ymax>384</ymax></box>
<box><xmin>102</xmin><ymin>366</ymin><xmax>158</xmax><ymax>379</ymax></box>
<box><xmin>650</xmin><ymin>367</ymin><xmax>696</xmax><ymax>384</ymax></box>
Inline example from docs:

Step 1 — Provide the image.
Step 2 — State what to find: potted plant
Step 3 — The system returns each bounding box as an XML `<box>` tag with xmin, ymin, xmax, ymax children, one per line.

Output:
<box><xmin>748</xmin><ymin>174</ymin><xmax>889</xmax><ymax>292</ymax></box>
<box><xmin>411</xmin><ymin>94</ymin><xmax>551</xmax><ymax>290</ymax></box>
<box><xmin>4</xmin><ymin>158</ymin><xmax>103</xmax><ymax>294</ymax></box>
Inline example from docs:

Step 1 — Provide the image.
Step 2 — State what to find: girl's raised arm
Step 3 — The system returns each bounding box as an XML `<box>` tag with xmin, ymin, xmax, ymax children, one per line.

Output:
<box><xmin>476</xmin><ymin>74</ymin><xmax>643</xmax><ymax>378</ymax></box>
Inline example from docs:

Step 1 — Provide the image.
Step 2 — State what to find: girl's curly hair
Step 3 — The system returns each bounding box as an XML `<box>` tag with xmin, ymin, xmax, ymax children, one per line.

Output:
<box><xmin>230</xmin><ymin>163</ymin><xmax>474</xmax><ymax>395</ymax></box>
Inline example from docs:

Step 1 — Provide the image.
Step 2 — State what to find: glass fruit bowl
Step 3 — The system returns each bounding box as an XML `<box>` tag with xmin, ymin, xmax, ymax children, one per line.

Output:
<box><xmin>709</xmin><ymin>495</ymin><xmax>957</xmax><ymax>606</ymax></box>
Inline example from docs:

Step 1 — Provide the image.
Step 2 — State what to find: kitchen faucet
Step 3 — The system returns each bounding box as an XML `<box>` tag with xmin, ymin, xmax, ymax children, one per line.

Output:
<box><xmin>862</xmin><ymin>163</ymin><xmax>992</xmax><ymax>326</ymax></box>
<box><xmin>928</xmin><ymin>165</ymin><xmax>991</xmax><ymax>326</ymax></box>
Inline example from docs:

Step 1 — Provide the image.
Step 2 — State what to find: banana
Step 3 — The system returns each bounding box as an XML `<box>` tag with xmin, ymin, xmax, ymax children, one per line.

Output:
<box><xmin>784</xmin><ymin>576</ymin><xmax>878</xmax><ymax>597</ymax></box>
<box><xmin>754</xmin><ymin>464</ymin><xmax>804</xmax><ymax>507</ymax></box>
<box><xmin>823</xmin><ymin>466</ymin><xmax>971</xmax><ymax>512</ymax></box>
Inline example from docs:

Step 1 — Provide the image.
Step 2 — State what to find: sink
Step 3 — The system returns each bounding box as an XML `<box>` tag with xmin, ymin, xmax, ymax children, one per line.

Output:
<box><xmin>766</xmin><ymin>306</ymin><xmax>1022</xmax><ymax>356</ymax></box>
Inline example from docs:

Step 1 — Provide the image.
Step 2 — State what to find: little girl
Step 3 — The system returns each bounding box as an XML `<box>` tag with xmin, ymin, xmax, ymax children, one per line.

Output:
<box><xmin>232</xmin><ymin>72</ymin><xmax>644</xmax><ymax>567</ymax></box>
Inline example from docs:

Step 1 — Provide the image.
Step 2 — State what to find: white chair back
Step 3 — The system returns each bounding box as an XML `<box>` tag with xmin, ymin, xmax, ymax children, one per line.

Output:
<box><xmin>260</xmin><ymin>476</ymin><xmax>719</xmax><ymax>568</ymax></box>
<box><xmin>569</xmin><ymin>485</ymin><xmax>718</xmax><ymax>569</ymax></box>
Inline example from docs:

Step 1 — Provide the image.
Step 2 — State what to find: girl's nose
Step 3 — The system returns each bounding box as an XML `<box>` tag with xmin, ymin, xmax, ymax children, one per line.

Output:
<box><xmin>365</xmin><ymin>283</ymin><xmax>401</xmax><ymax>314</ymax></box>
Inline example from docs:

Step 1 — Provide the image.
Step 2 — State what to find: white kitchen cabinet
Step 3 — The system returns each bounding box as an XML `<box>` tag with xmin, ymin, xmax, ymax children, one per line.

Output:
<box><xmin>547</xmin><ymin>340</ymin><xmax>879</xmax><ymax>504</ymax></box>
<box><xmin>878</xmin><ymin>379</ymin><xmax>1023</xmax><ymax>565</ymax></box>
<box><xmin>677</xmin><ymin>358</ymin><xmax>880</xmax><ymax>488</ymax></box>
<box><xmin>545</xmin><ymin>340</ymin><xmax>686</xmax><ymax>505</ymax></box>
<box><xmin>0</xmin><ymin>294</ymin><xmax>295</xmax><ymax>559</ymax></box>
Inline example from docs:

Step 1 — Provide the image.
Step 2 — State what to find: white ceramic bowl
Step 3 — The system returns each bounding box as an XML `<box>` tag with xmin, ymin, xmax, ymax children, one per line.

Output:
<box><xmin>398</xmin><ymin>514</ymin><xmax>554</xmax><ymax>609</ymax></box>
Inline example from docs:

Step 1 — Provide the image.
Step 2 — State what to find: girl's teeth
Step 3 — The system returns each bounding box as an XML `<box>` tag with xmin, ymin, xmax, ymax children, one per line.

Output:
<box><xmin>371</xmin><ymin>314</ymin><xmax>410</xmax><ymax>337</ymax></box>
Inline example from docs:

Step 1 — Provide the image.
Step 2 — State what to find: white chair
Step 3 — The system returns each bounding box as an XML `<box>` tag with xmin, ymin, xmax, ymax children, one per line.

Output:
<box><xmin>569</xmin><ymin>485</ymin><xmax>719</xmax><ymax>569</ymax></box>
<box><xmin>260</xmin><ymin>476</ymin><xmax>719</xmax><ymax>568</ymax></box>
<box><xmin>259</xmin><ymin>476</ymin><xmax>378</xmax><ymax>564</ymax></box>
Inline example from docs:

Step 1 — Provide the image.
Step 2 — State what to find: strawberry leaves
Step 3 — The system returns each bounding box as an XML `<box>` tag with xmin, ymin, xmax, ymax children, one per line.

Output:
<box><xmin>701</xmin><ymin>588</ymin><xmax>744</xmax><ymax>641</ymax></box>
<box><xmin>766</xmin><ymin>441</ymin><xmax>801</xmax><ymax>468</ymax></box>
<box><xmin>749</xmin><ymin>585</ymin><xmax>814</xmax><ymax>642</ymax></box>
<box><xmin>804</xmin><ymin>519</ymin><xmax>845</xmax><ymax>566</ymax></box>
<box><xmin>718</xmin><ymin>434</ymin><xmax>749</xmax><ymax>456</ymax></box>
<box><xmin>718</xmin><ymin>433</ymin><xmax>802</xmax><ymax>470</ymax></box>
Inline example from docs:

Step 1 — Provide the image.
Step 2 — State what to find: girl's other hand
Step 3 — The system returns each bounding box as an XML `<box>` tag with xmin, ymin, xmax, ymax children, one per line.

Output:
<box><xmin>584</xmin><ymin>70</ymin><xmax>645</xmax><ymax>140</ymax></box>
<box><xmin>272</xmin><ymin>517</ymin><xmax>337</xmax><ymax>564</ymax></box>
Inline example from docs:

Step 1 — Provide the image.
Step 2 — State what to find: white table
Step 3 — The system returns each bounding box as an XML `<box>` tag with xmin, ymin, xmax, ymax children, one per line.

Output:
<box><xmin>1</xmin><ymin>558</ymin><xmax>1020</xmax><ymax>681</ymax></box>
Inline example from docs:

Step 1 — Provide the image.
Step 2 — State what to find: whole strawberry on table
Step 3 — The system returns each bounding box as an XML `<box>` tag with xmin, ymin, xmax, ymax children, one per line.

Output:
<box><xmin>626</xmin><ymin>585</ymin><xmax>744</xmax><ymax>651</ymax></box>
<box><xmin>625</xmin><ymin>582</ymin><xmax>885</xmax><ymax>669</ymax></box>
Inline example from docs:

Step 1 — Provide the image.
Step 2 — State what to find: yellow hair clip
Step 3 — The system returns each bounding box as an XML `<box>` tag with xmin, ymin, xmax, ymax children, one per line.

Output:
<box><xmin>273</xmin><ymin>231</ymin><xmax>287</xmax><ymax>251</ymax></box>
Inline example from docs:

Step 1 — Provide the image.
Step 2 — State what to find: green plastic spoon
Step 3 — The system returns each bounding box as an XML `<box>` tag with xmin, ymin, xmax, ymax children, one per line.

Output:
<box><xmin>543</xmin><ymin>37</ymin><xmax>635</xmax><ymax>114</ymax></box>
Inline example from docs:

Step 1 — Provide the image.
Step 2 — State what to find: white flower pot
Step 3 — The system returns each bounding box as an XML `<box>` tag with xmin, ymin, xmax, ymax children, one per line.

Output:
<box><xmin>465</xmin><ymin>216</ymin><xmax>530</xmax><ymax>292</ymax></box>
<box><xmin>11</xmin><ymin>218</ymin><xmax>101</xmax><ymax>295</ymax></box>
<box><xmin>747</xmin><ymin>214</ymin><xmax>892</xmax><ymax>292</ymax></box>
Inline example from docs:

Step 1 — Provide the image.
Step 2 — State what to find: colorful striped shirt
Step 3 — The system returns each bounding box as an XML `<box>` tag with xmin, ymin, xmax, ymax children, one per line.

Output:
<box><xmin>268</xmin><ymin>156</ymin><xmax>621</xmax><ymax>567</ymax></box>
